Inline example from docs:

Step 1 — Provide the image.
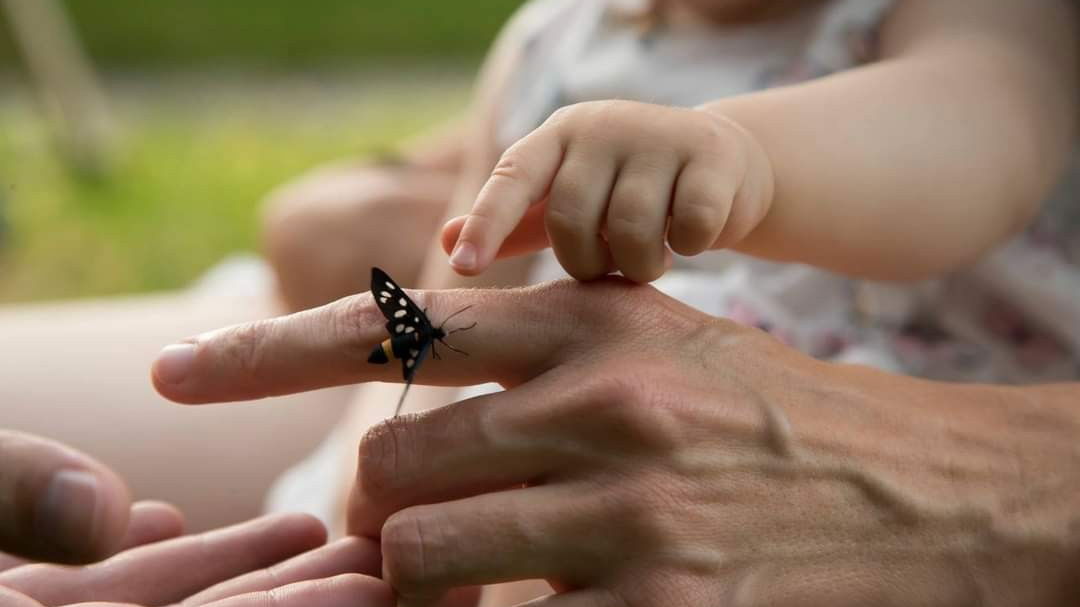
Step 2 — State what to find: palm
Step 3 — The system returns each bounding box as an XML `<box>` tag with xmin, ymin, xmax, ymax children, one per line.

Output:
<box><xmin>0</xmin><ymin>511</ymin><xmax>391</xmax><ymax>607</ymax></box>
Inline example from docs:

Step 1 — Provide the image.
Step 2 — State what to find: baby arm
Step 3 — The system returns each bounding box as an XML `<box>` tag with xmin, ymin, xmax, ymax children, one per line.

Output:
<box><xmin>716</xmin><ymin>0</ymin><xmax>1077</xmax><ymax>279</ymax></box>
<box><xmin>444</xmin><ymin>0</ymin><xmax>1077</xmax><ymax>282</ymax></box>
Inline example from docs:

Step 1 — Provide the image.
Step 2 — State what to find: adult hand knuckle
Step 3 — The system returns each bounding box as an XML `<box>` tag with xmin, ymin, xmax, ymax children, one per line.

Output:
<box><xmin>615</xmin><ymin>486</ymin><xmax>668</xmax><ymax>540</ymax></box>
<box><xmin>382</xmin><ymin>511</ymin><xmax>441</xmax><ymax>595</ymax></box>
<box><xmin>335</xmin><ymin>295</ymin><xmax>386</xmax><ymax>357</ymax></box>
<box><xmin>357</xmin><ymin>417</ymin><xmax>410</xmax><ymax>500</ymax></box>
<box><xmin>222</xmin><ymin>320</ymin><xmax>272</xmax><ymax>383</ymax></box>
<box><xmin>591</xmin><ymin>366</ymin><xmax>683</xmax><ymax>451</ymax></box>
<box><xmin>583</xmin><ymin>370</ymin><xmax>638</xmax><ymax>410</ymax></box>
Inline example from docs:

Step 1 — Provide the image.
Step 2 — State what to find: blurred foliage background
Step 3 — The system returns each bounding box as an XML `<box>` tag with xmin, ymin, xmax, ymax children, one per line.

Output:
<box><xmin>0</xmin><ymin>2</ymin><xmax>519</xmax><ymax>302</ymax></box>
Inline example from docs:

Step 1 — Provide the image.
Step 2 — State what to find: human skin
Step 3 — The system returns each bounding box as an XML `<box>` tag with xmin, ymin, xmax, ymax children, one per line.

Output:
<box><xmin>0</xmin><ymin>509</ymin><xmax>397</xmax><ymax>607</ymax></box>
<box><xmin>442</xmin><ymin>0</ymin><xmax>1078</xmax><ymax>283</ymax></box>
<box><xmin>153</xmin><ymin>278</ymin><xmax>1080</xmax><ymax>606</ymax></box>
<box><xmin>0</xmin><ymin>430</ymin><xmax>137</xmax><ymax>565</ymax></box>
<box><xmin>0</xmin><ymin>431</ymin><xmax>423</xmax><ymax>607</ymax></box>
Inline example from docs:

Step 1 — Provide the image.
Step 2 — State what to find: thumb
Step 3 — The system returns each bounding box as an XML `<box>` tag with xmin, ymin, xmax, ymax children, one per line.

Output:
<box><xmin>0</xmin><ymin>430</ymin><xmax>131</xmax><ymax>564</ymax></box>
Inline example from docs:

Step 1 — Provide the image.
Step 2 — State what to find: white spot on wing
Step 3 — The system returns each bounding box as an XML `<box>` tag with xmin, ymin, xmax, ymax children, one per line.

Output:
<box><xmin>394</xmin><ymin>309</ymin><xmax>407</xmax><ymax>318</ymax></box>
<box><xmin>385</xmin><ymin>280</ymin><xmax>396</xmax><ymax>290</ymax></box>
<box><xmin>395</xmin><ymin>324</ymin><xmax>404</xmax><ymax>333</ymax></box>
<box><xmin>399</xmin><ymin>297</ymin><xmax>407</xmax><ymax>306</ymax></box>
<box><xmin>409</xmin><ymin>349</ymin><xmax>419</xmax><ymax>356</ymax></box>
<box><xmin>406</xmin><ymin>358</ymin><xmax>415</xmax><ymax>368</ymax></box>
<box><xmin>380</xmin><ymin>291</ymin><xmax>391</xmax><ymax>298</ymax></box>
<box><xmin>405</xmin><ymin>326</ymin><xmax>415</xmax><ymax>334</ymax></box>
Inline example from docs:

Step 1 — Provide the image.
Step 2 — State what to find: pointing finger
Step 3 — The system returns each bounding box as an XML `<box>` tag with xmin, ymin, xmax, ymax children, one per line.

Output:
<box><xmin>449</xmin><ymin>125</ymin><xmax>564</xmax><ymax>275</ymax></box>
<box><xmin>441</xmin><ymin>202</ymin><xmax>550</xmax><ymax>262</ymax></box>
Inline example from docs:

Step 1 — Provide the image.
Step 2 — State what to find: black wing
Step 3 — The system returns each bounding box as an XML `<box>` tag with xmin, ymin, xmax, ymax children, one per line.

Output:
<box><xmin>402</xmin><ymin>340</ymin><xmax>431</xmax><ymax>384</ymax></box>
<box><xmin>371</xmin><ymin>267</ymin><xmax>434</xmax><ymax>333</ymax></box>
<box><xmin>371</xmin><ymin>267</ymin><xmax>437</xmax><ymax>384</ymax></box>
<box><xmin>392</xmin><ymin>341</ymin><xmax>431</xmax><ymax>416</ymax></box>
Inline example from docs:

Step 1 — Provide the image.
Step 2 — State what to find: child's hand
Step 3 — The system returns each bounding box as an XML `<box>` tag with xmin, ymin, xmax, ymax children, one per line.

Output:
<box><xmin>441</xmin><ymin>100</ymin><xmax>774</xmax><ymax>282</ymax></box>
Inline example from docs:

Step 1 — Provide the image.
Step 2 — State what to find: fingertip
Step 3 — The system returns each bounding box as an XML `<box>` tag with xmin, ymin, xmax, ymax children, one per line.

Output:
<box><xmin>121</xmin><ymin>501</ymin><xmax>186</xmax><ymax>549</ymax></box>
<box><xmin>448</xmin><ymin>241</ymin><xmax>480</xmax><ymax>274</ymax></box>
<box><xmin>152</xmin><ymin>343</ymin><xmax>196</xmax><ymax>386</ymax></box>
<box><xmin>151</xmin><ymin>342</ymin><xmax>202</xmax><ymax>404</ymax></box>
<box><xmin>275</xmin><ymin>512</ymin><xmax>330</xmax><ymax>548</ymax></box>
<box><xmin>440</xmin><ymin>216</ymin><xmax>467</xmax><ymax>256</ymax></box>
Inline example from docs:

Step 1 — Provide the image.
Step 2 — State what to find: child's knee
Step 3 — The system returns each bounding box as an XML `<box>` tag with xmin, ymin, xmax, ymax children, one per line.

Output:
<box><xmin>260</xmin><ymin>164</ymin><xmax>452</xmax><ymax>310</ymax></box>
<box><xmin>262</xmin><ymin>166</ymin><xmax>395</xmax><ymax>259</ymax></box>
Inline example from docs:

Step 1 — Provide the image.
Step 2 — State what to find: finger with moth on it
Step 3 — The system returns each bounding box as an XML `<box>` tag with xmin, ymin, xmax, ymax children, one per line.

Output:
<box><xmin>366</xmin><ymin>268</ymin><xmax>481</xmax><ymax>414</ymax></box>
<box><xmin>152</xmin><ymin>274</ymin><xmax>646</xmax><ymax>405</ymax></box>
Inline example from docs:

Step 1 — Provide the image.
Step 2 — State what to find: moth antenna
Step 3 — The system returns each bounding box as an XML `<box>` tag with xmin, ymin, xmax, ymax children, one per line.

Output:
<box><xmin>445</xmin><ymin>321</ymin><xmax>478</xmax><ymax>337</ymax></box>
<box><xmin>438</xmin><ymin>305</ymin><xmax>474</xmax><ymax>330</ymax></box>
<box><xmin>439</xmin><ymin>340</ymin><xmax>471</xmax><ymax>357</ymax></box>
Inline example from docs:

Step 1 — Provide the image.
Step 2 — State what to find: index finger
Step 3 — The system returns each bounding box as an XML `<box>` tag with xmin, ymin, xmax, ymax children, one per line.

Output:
<box><xmin>447</xmin><ymin>124</ymin><xmax>564</xmax><ymax>275</ymax></box>
<box><xmin>151</xmin><ymin>280</ymin><xmax>585</xmax><ymax>405</ymax></box>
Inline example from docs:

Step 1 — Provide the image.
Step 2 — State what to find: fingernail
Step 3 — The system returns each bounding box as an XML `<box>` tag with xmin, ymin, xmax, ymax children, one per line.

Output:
<box><xmin>448</xmin><ymin>242</ymin><xmax>477</xmax><ymax>271</ymax></box>
<box><xmin>154</xmin><ymin>343</ymin><xmax>196</xmax><ymax>385</ymax></box>
<box><xmin>35</xmin><ymin>469</ymin><xmax>103</xmax><ymax>559</ymax></box>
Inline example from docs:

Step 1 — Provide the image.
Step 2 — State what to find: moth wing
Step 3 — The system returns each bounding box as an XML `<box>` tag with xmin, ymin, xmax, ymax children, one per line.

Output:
<box><xmin>371</xmin><ymin>267</ymin><xmax>406</xmax><ymax>320</ymax></box>
<box><xmin>371</xmin><ymin>267</ymin><xmax>432</xmax><ymax>331</ymax></box>
<box><xmin>401</xmin><ymin>341</ymin><xmax>432</xmax><ymax>383</ymax></box>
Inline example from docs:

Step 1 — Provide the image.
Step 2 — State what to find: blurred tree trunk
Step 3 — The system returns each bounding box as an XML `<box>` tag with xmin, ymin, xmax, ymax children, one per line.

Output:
<box><xmin>3</xmin><ymin>0</ymin><xmax>116</xmax><ymax>178</ymax></box>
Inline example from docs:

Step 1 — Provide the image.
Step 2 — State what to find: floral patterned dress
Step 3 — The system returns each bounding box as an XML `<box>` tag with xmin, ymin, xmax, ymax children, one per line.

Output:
<box><xmin>503</xmin><ymin>0</ymin><xmax>1080</xmax><ymax>383</ymax></box>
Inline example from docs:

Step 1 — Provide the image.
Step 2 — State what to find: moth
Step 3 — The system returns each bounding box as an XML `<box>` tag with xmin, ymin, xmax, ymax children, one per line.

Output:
<box><xmin>367</xmin><ymin>267</ymin><xmax>475</xmax><ymax>415</ymax></box>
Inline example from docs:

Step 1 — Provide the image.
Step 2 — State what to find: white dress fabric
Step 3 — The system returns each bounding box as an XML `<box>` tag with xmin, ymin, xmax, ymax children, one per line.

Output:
<box><xmin>266</xmin><ymin>0</ymin><xmax>1080</xmax><ymax>522</ymax></box>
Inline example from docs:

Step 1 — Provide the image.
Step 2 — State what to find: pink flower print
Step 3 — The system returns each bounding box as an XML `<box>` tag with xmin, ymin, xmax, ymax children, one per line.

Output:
<box><xmin>726</xmin><ymin>299</ymin><xmax>763</xmax><ymax>327</ymax></box>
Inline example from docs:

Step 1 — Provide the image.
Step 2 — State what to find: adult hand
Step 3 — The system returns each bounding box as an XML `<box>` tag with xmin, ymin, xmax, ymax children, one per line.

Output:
<box><xmin>153</xmin><ymin>278</ymin><xmax>1080</xmax><ymax>607</ymax></box>
<box><xmin>0</xmin><ymin>429</ymin><xmax>149</xmax><ymax>565</ymax></box>
<box><xmin>0</xmin><ymin>511</ymin><xmax>393</xmax><ymax>607</ymax></box>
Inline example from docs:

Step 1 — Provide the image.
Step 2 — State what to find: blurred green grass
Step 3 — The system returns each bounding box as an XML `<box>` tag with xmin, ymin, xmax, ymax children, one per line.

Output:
<box><xmin>0</xmin><ymin>1</ymin><xmax>520</xmax><ymax>68</ymax></box>
<box><xmin>0</xmin><ymin>70</ymin><xmax>472</xmax><ymax>302</ymax></box>
<box><xmin>0</xmin><ymin>3</ymin><xmax>519</xmax><ymax>302</ymax></box>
